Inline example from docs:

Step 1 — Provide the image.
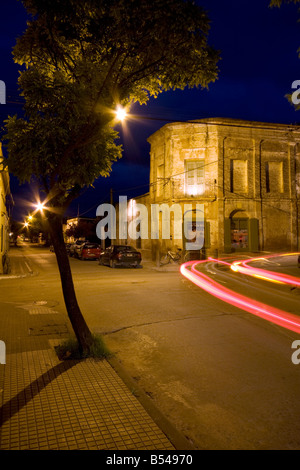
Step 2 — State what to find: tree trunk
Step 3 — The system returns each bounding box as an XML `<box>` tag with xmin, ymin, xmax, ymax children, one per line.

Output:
<box><xmin>46</xmin><ymin>212</ymin><xmax>93</xmax><ymax>354</ymax></box>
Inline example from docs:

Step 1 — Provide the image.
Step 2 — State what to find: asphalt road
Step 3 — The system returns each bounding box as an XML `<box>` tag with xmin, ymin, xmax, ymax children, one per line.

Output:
<box><xmin>2</xmin><ymin>244</ymin><xmax>300</xmax><ymax>450</ymax></box>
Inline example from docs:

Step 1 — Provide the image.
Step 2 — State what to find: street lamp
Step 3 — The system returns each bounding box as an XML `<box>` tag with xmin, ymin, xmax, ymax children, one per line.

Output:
<box><xmin>35</xmin><ymin>201</ymin><xmax>45</xmax><ymax>212</ymax></box>
<box><xmin>115</xmin><ymin>106</ymin><xmax>127</xmax><ymax>122</ymax></box>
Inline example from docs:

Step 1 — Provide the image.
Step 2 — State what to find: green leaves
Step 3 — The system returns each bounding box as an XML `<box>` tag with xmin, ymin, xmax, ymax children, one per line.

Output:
<box><xmin>269</xmin><ymin>0</ymin><xmax>300</xmax><ymax>6</ymax></box>
<box><xmin>5</xmin><ymin>0</ymin><xmax>219</xmax><ymax>210</ymax></box>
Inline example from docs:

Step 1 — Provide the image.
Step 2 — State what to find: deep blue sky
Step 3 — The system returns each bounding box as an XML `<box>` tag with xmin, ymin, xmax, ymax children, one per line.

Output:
<box><xmin>0</xmin><ymin>0</ymin><xmax>299</xmax><ymax>221</ymax></box>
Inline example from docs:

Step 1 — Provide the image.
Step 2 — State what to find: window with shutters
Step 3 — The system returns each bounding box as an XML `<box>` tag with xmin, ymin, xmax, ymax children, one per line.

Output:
<box><xmin>185</xmin><ymin>160</ymin><xmax>205</xmax><ymax>196</ymax></box>
<box><xmin>230</xmin><ymin>159</ymin><xmax>248</xmax><ymax>193</ymax></box>
<box><xmin>265</xmin><ymin>161</ymin><xmax>284</xmax><ymax>193</ymax></box>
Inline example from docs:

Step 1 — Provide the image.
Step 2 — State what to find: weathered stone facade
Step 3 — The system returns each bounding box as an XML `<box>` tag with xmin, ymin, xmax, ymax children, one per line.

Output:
<box><xmin>147</xmin><ymin>118</ymin><xmax>300</xmax><ymax>257</ymax></box>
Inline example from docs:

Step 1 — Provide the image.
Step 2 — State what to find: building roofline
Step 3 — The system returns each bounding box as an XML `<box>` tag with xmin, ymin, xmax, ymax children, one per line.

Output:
<box><xmin>190</xmin><ymin>117</ymin><xmax>300</xmax><ymax>129</ymax></box>
<box><xmin>147</xmin><ymin>117</ymin><xmax>300</xmax><ymax>141</ymax></box>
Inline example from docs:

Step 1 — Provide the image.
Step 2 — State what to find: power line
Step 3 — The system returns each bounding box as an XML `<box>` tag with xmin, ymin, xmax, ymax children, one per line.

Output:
<box><xmin>111</xmin><ymin>159</ymin><xmax>297</xmax><ymax>218</ymax></box>
<box><xmin>76</xmin><ymin>192</ymin><xmax>111</xmax><ymax>217</ymax></box>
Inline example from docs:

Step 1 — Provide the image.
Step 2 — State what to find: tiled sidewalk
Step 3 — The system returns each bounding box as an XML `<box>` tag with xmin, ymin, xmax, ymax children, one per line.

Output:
<box><xmin>0</xmin><ymin>350</ymin><xmax>174</xmax><ymax>450</ymax></box>
<box><xmin>0</xmin><ymin>250</ymin><xmax>177</xmax><ymax>450</ymax></box>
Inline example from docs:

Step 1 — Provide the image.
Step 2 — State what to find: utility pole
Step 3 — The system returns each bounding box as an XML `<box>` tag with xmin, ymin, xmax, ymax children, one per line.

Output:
<box><xmin>107</xmin><ymin>188</ymin><xmax>114</xmax><ymax>250</ymax></box>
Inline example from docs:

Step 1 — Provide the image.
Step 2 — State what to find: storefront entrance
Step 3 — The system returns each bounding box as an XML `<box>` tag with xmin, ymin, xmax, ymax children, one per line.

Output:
<box><xmin>231</xmin><ymin>218</ymin><xmax>249</xmax><ymax>251</ymax></box>
<box><xmin>224</xmin><ymin>214</ymin><xmax>259</xmax><ymax>253</ymax></box>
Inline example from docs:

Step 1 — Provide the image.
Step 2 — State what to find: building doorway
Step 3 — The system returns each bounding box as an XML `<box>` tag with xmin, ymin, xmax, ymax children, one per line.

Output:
<box><xmin>231</xmin><ymin>217</ymin><xmax>249</xmax><ymax>251</ymax></box>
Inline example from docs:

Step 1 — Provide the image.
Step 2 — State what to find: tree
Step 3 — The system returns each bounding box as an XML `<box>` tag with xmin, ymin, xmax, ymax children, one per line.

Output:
<box><xmin>10</xmin><ymin>219</ymin><xmax>23</xmax><ymax>245</ymax></box>
<box><xmin>65</xmin><ymin>219</ymin><xmax>98</xmax><ymax>242</ymax></box>
<box><xmin>270</xmin><ymin>0</ymin><xmax>300</xmax><ymax>6</ymax></box>
<box><xmin>3</xmin><ymin>0</ymin><xmax>219</xmax><ymax>354</ymax></box>
<box><xmin>25</xmin><ymin>211</ymin><xmax>50</xmax><ymax>243</ymax></box>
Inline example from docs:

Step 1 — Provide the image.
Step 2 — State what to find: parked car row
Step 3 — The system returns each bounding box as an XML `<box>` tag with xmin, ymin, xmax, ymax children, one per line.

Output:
<box><xmin>51</xmin><ymin>240</ymin><xmax>142</xmax><ymax>268</ymax></box>
<box><xmin>68</xmin><ymin>240</ymin><xmax>102</xmax><ymax>260</ymax></box>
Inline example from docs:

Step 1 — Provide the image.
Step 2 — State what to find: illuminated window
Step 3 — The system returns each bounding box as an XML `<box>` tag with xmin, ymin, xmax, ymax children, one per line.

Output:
<box><xmin>185</xmin><ymin>160</ymin><xmax>205</xmax><ymax>196</ymax></box>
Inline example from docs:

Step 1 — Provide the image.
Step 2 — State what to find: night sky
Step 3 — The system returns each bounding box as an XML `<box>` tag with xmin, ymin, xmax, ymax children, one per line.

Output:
<box><xmin>0</xmin><ymin>0</ymin><xmax>299</xmax><ymax>222</ymax></box>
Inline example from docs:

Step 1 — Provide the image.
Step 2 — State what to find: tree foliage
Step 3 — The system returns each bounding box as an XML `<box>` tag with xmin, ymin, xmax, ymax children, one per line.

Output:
<box><xmin>2</xmin><ymin>0</ymin><xmax>219</xmax><ymax>354</ymax></box>
<box><xmin>4</xmin><ymin>0</ymin><xmax>219</xmax><ymax>211</ymax></box>
<box><xmin>270</xmin><ymin>0</ymin><xmax>300</xmax><ymax>6</ymax></box>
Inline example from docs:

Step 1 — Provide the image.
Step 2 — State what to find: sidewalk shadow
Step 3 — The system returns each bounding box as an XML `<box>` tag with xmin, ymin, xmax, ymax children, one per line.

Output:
<box><xmin>0</xmin><ymin>360</ymin><xmax>77</xmax><ymax>426</ymax></box>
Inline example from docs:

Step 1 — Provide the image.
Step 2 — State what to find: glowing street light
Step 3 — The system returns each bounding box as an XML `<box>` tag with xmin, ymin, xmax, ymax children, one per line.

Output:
<box><xmin>115</xmin><ymin>106</ymin><xmax>127</xmax><ymax>122</ymax></box>
<box><xmin>35</xmin><ymin>201</ymin><xmax>45</xmax><ymax>212</ymax></box>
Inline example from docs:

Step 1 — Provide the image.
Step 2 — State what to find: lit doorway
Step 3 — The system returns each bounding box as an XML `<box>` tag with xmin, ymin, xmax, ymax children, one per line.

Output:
<box><xmin>231</xmin><ymin>218</ymin><xmax>249</xmax><ymax>251</ymax></box>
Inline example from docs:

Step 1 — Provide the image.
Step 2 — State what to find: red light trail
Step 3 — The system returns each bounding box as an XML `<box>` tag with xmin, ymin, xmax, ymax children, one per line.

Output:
<box><xmin>228</xmin><ymin>253</ymin><xmax>300</xmax><ymax>287</ymax></box>
<box><xmin>180</xmin><ymin>254</ymin><xmax>300</xmax><ymax>334</ymax></box>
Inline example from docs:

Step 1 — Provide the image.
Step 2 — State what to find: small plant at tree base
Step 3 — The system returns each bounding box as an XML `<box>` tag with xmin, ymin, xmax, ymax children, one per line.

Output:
<box><xmin>55</xmin><ymin>334</ymin><xmax>112</xmax><ymax>360</ymax></box>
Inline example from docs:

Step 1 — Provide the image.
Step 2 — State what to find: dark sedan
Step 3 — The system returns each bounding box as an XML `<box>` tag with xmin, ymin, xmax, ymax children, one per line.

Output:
<box><xmin>99</xmin><ymin>245</ymin><xmax>142</xmax><ymax>268</ymax></box>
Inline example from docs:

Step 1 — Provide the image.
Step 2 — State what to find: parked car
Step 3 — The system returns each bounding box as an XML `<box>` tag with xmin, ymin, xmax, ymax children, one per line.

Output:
<box><xmin>99</xmin><ymin>245</ymin><xmax>142</xmax><ymax>268</ymax></box>
<box><xmin>78</xmin><ymin>242</ymin><xmax>103</xmax><ymax>260</ymax></box>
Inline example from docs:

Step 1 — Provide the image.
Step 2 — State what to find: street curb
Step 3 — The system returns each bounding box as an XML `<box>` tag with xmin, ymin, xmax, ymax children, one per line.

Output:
<box><xmin>0</xmin><ymin>253</ymin><xmax>39</xmax><ymax>280</ymax></box>
<box><xmin>142</xmin><ymin>260</ymin><xmax>181</xmax><ymax>273</ymax></box>
<box><xmin>107</xmin><ymin>355</ymin><xmax>197</xmax><ymax>451</ymax></box>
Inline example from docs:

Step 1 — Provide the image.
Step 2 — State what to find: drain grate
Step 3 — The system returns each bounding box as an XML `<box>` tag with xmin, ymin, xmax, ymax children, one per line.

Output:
<box><xmin>29</xmin><ymin>306</ymin><xmax>59</xmax><ymax>315</ymax></box>
<box><xmin>19</xmin><ymin>300</ymin><xmax>60</xmax><ymax>315</ymax></box>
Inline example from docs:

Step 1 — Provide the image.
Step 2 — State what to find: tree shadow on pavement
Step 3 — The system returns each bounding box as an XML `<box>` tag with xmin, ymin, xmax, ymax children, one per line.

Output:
<box><xmin>0</xmin><ymin>360</ymin><xmax>77</xmax><ymax>426</ymax></box>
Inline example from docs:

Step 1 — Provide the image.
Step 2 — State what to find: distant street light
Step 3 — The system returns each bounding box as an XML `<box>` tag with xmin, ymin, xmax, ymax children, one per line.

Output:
<box><xmin>35</xmin><ymin>201</ymin><xmax>45</xmax><ymax>212</ymax></box>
